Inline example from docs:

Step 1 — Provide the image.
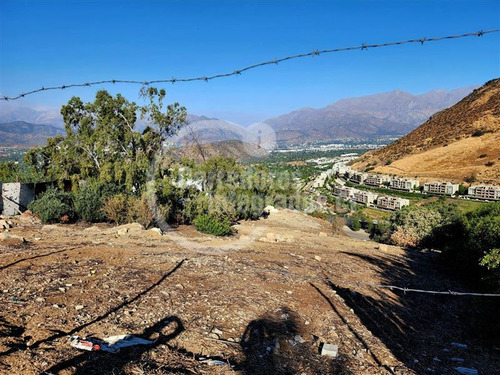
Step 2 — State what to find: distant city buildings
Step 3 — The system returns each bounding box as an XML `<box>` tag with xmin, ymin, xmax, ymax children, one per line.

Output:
<box><xmin>390</xmin><ymin>177</ymin><xmax>419</xmax><ymax>191</ymax></box>
<box><xmin>468</xmin><ymin>185</ymin><xmax>500</xmax><ymax>201</ymax></box>
<box><xmin>377</xmin><ymin>196</ymin><xmax>410</xmax><ymax>210</ymax></box>
<box><xmin>333</xmin><ymin>164</ymin><xmax>351</xmax><ymax>175</ymax></box>
<box><xmin>423</xmin><ymin>182</ymin><xmax>459</xmax><ymax>195</ymax></box>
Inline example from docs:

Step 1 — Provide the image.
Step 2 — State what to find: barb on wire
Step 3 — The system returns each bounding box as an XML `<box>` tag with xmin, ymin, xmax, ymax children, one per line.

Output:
<box><xmin>1</xmin><ymin>29</ymin><xmax>498</xmax><ymax>101</ymax></box>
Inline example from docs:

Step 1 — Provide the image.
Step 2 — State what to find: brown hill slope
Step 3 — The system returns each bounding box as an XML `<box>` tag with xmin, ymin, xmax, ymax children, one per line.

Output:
<box><xmin>352</xmin><ymin>79</ymin><xmax>500</xmax><ymax>184</ymax></box>
<box><xmin>169</xmin><ymin>139</ymin><xmax>269</xmax><ymax>162</ymax></box>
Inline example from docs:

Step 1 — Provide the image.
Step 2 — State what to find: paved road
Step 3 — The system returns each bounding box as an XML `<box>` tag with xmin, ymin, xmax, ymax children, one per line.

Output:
<box><xmin>341</xmin><ymin>225</ymin><xmax>371</xmax><ymax>241</ymax></box>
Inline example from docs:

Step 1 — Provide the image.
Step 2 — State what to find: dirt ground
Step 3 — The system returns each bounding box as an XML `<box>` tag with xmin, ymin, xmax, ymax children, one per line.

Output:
<box><xmin>0</xmin><ymin>210</ymin><xmax>498</xmax><ymax>374</ymax></box>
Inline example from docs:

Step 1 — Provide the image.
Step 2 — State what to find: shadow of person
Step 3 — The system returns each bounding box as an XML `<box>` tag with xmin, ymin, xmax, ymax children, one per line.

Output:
<box><xmin>239</xmin><ymin>307</ymin><xmax>344</xmax><ymax>375</ymax></box>
<box><xmin>44</xmin><ymin>315</ymin><xmax>186</xmax><ymax>374</ymax></box>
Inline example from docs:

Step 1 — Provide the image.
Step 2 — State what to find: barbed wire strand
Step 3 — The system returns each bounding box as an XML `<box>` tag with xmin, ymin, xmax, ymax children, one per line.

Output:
<box><xmin>1</xmin><ymin>29</ymin><xmax>499</xmax><ymax>101</ymax></box>
<box><xmin>244</xmin><ymin>264</ymin><xmax>500</xmax><ymax>297</ymax></box>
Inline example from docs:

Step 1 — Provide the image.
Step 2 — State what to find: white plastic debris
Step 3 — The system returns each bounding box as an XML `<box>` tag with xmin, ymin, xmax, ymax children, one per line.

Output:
<box><xmin>69</xmin><ymin>336</ymin><xmax>101</xmax><ymax>351</ymax></box>
<box><xmin>100</xmin><ymin>335</ymin><xmax>154</xmax><ymax>353</ymax></box>
<box><xmin>69</xmin><ymin>335</ymin><xmax>154</xmax><ymax>353</ymax></box>
<box><xmin>320</xmin><ymin>343</ymin><xmax>338</xmax><ymax>358</ymax></box>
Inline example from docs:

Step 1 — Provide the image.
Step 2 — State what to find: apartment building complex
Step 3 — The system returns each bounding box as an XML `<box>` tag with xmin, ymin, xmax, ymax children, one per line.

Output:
<box><xmin>423</xmin><ymin>182</ymin><xmax>459</xmax><ymax>195</ymax></box>
<box><xmin>364</xmin><ymin>174</ymin><xmax>390</xmax><ymax>187</ymax></box>
<box><xmin>333</xmin><ymin>164</ymin><xmax>351</xmax><ymax>175</ymax></box>
<box><xmin>352</xmin><ymin>190</ymin><xmax>378</xmax><ymax>206</ymax></box>
<box><xmin>349</xmin><ymin>171</ymin><xmax>367</xmax><ymax>184</ymax></box>
<box><xmin>468</xmin><ymin>185</ymin><xmax>500</xmax><ymax>201</ymax></box>
<box><xmin>390</xmin><ymin>177</ymin><xmax>419</xmax><ymax>191</ymax></box>
<box><xmin>333</xmin><ymin>186</ymin><xmax>354</xmax><ymax>200</ymax></box>
<box><xmin>377</xmin><ymin>196</ymin><xmax>410</xmax><ymax>210</ymax></box>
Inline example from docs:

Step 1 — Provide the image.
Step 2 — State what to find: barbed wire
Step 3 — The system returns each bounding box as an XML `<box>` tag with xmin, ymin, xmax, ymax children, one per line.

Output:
<box><xmin>243</xmin><ymin>264</ymin><xmax>500</xmax><ymax>297</ymax></box>
<box><xmin>1</xmin><ymin>29</ymin><xmax>499</xmax><ymax>101</ymax></box>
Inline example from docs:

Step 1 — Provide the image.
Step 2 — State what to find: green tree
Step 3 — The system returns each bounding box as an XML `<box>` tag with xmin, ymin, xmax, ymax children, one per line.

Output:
<box><xmin>25</xmin><ymin>89</ymin><xmax>186</xmax><ymax>192</ymax></box>
<box><xmin>390</xmin><ymin>205</ymin><xmax>442</xmax><ymax>243</ymax></box>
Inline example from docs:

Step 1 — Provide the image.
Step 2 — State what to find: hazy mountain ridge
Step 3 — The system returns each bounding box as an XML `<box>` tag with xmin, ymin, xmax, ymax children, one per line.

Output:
<box><xmin>0</xmin><ymin>85</ymin><xmax>477</xmax><ymax>148</ymax></box>
<box><xmin>0</xmin><ymin>106</ymin><xmax>64</xmax><ymax>127</ymax></box>
<box><xmin>0</xmin><ymin>121</ymin><xmax>64</xmax><ymax>147</ymax></box>
<box><xmin>265</xmin><ymin>86</ymin><xmax>476</xmax><ymax>145</ymax></box>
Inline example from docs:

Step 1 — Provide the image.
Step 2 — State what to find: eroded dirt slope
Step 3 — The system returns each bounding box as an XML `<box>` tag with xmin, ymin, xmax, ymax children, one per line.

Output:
<box><xmin>0</xmin><ymin>210</ymin><xmax>498</xmax><ymax>374</ymax></box>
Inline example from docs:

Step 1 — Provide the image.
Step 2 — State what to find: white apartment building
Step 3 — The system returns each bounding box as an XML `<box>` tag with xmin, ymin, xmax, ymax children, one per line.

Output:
<box><xmin>312</xmin><ymin>178</ymin><xmax>325</xmax><ymax>188</ymax></box>
<box><xmin>352</xmin><ymin>190</ymin><xmax>378</xmax><ymax>206</ymax></box>
<box><xmin>377</xmin><ymin>196</ymin><xmax>410</xmax><ymax>210</ymax></box>
<box><xmin>333</xmin><ymin>164</ymin><xmax>351</xmax><ymax>175</ymax></box>
<box><xmin>364</xmin><ymin>174</ymin><xmax>391</xmax><ymax>187</ymax></box>
<box><xmin>467</xmin><ymin>185</ymin><xmax>500</xmax><ymax>201</ymax></box>
<box><xmin>312</xmin><ymin>170</ymin><xmax>335</xmax><ymax>188</ymax></box>
<box><xmin>334</xmin><ymin>186</ymin><xmax>355</xmax><ymax>200</ymax></box>
<box><xmin>349</xmin><ymin>171</ymin><xmax>367</xmax><ymax>184</ymax></box>
<box><xmin>423</xmin><ymin>182</ymin><xmax>459</xmax><ymax>195</ymax></box>
<box><xmin>391</xmin><ymin>177</ymin><xmax>420</xmax><ymax>191</ymax></box>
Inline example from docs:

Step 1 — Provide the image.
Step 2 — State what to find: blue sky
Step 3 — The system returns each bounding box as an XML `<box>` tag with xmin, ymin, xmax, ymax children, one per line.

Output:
<box><xmin>1</xmin><ymin>0</ymin><xmax>499</xmax><ymax>124</ymax></box>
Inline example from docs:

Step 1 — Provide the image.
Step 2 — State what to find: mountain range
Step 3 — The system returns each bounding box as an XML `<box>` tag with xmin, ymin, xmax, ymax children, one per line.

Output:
<box><xmin>0</xmin><ymin>85</ymin><xmax>477</xmax><ymax>149</ymax></box>
<box><xmin>352</xmin><ymin>79</ymin><xmax>500</xmax><ymax>184</ymax></box>
<box><xmin>264</xmin><ymin>86</ymin><xmax>476</xmax><ymax>145</ymax></box>
<box><xmin>0</xmin><ymin>121</ymin><xmax>64</xmax><ymax>147</ymax></box>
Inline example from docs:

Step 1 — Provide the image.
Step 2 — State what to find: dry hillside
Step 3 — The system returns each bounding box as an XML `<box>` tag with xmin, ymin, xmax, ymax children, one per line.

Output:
<box><xmin>169</xmin><ymin>139</ymin><xmax>269</xmax><ymax>163</ymax></box>
<box><xmin>352</xmin><ymin>79</ymin><xmax>500</xmax><ymax>184</ymax></box>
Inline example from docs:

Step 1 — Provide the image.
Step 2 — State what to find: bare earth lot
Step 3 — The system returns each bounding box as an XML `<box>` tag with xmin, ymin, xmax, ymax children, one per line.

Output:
<box><xmin>0</xmin><ymin>210</ymin><xmax>498</xmax><ymax>374</ymax></box>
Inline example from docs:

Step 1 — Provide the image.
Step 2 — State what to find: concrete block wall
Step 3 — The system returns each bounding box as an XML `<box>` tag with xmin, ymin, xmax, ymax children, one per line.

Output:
<box><xmin>1</xmin><ymin>183</ymin><xmax>35</xmax><ymax>216</ymax></box>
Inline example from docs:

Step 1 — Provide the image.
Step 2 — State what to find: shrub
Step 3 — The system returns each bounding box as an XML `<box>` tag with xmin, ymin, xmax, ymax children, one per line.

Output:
<box><xmin>464</xmin><ymin>174</ymin><xmax>477</xmax><ymax>183</ymax></box>
<box><xmin>103</xmin><ymin>194</ymin><xmax>154</xmax><ymax>227</ymax></box>
<box><xmin>472</xmin><ymin>129</ymin><xmax>485</xmax><ymax>137</ymax></box>
<box><xmin>28</xmin><ymin>187</ymin><xmax>75</xmax><ymax>224</ymax></box>
<box><xmin>480</xmin><ymin>248</ymin><xmax>500</xmax><ymax>270</ymax></box>
<box><xmin>127</xmin><ymin>195</ymin><xmax>154</xmax><ymax>228</ymax></box>
<box><xmin>370</xmin><ymin>220</ymin><xmax>391</xmax><ymax>243</ymax></box>
<box><xmin>74</xmin><ymin>182</ymin><xmax>105</xmax><ymax>222</ymax></box>
<box><xmin>103</xmin><ymin>194</ymin><xmax>129</xmax><ymax>224</ymax></box>
<box><xmin>194</xmin><ymin>214</ymin><xmax>232</xmax><ymax>236</ymax></box>
<box><xmin>485</xmin><ymin>161</ymin><xmax>495</xmax><ymax>167</ymax></box>
<box><xmin>391</xmin><ymin>205</ymin><xmax>442</xmax><ymax>245</ymax></box>
<box><xmin>184</xmin><ymin>193</ymin><xmax>237</xmax><ymax>222</ymax></box>
<box><xmin>390</xmin><ymin>226</ymin><xmax>419</xmax><ymax>247</ymax></box>
<box><xmin>350</xmin><ymin>218</ymin><xmax>361</xmax><ymax>231</ymax></box>
<box><xmin>457</xmin><ymin>184</ymin><xmax>468</xmax><ymax>196</ymax></box>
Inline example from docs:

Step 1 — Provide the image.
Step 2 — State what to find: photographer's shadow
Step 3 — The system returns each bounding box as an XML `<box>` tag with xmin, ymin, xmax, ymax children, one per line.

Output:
<box><xmin>44</xmin><ymin>316</ymin><xmax>187</xmax><ymax>374</ymax></box>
